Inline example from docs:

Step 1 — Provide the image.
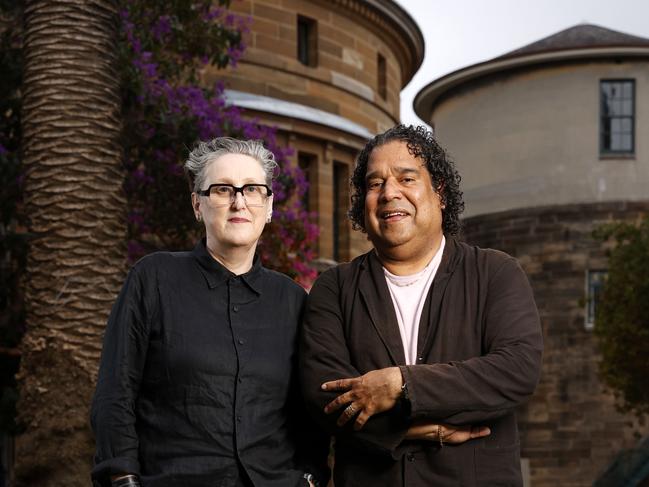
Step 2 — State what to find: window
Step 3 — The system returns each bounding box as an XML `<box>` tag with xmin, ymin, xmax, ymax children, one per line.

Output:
<box><xmin>377</xmin><ymin>53</ymin><xmax>387</xmax><ymax>100</ymax></box>
<box><xmin>297</xmin><ymin>152</ymin><xmax>316</xmax><ymax>211</ymax></box>
<box><xmin>297</xmin><ymin>16</ymin><xmax>317</xmax><ymax>67</ymax></box>
<box><xmin>333</xmin><ymin>162</ymin><xmax>350</xmax><ymax>262</ymax></box>
<box><xmin>585</xmin><ymin>270</ymin><xmax>607</xmax><ymax>330</ymax></box>
<box><xmin>600</xmin><ymin>79</ymin><xmax>635</xmax><ymax>155</ymax></box>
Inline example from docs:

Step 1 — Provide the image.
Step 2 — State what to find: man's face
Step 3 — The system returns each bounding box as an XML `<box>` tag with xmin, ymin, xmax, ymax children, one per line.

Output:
<box><xmin>364</xmin><ymin>140</ymin><xmax>444</xmax><ymax>258</ymax></box>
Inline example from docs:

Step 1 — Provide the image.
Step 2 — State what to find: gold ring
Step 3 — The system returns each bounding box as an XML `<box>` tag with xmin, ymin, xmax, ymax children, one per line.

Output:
<box><xmin>345</xmin><ymin>404</ymin><xmax>356</xmax><ymax>417</ymax></box>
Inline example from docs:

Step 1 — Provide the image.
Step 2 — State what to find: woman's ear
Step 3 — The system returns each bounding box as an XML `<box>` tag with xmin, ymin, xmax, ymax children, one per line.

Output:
<box><xmin>266</xmin><ymin>195</ymin><xmax>274</xmax><ymax>223</ymax></box>
<box><xmin>191</xmin><ymin>192</ymin><xmax>202</xmax><ymax>221</ymax></box>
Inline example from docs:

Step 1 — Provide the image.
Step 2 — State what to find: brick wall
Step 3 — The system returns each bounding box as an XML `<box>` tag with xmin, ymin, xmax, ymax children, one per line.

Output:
<box><xmin>462</xmin><ymin>201</ymin><xmax>649</xmax><ymax>487</ymax></box>
<box><xmin>212</xmin><ymin>0</ymin><xmax>404</xmax><ymax>134</ymax></box>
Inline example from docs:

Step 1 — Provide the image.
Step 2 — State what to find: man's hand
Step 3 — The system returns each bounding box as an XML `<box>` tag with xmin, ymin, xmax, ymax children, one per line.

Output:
<box><xmin>406</xmin><ymin>421</ymin><xmax>491</xmax><ymax>444</ymax></box>
<box><xmin>322</xmin><ymin>367</ymin><xmax>403</xmax><ymax>430</ymax></box>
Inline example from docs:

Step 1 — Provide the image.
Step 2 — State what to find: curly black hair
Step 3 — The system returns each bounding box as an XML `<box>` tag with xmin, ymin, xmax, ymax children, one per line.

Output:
<box><xmin>349</xmin><ymin>124</ymin><xmax>464</xmax><ymax>236</ymax></box>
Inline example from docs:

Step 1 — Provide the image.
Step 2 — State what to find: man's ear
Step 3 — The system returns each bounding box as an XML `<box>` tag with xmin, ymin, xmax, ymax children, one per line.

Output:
<box><xmin>434</xmin><ymin>181</ymin><xmax>446</xmax><ymax>209</ymax></box>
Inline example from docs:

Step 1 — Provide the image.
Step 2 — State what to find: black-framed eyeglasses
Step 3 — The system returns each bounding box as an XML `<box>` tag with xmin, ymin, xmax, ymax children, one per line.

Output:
<box><xmin>197</xmin><ymin>183</ymin><xmax>273</xmax><ymax>207</ymax></box>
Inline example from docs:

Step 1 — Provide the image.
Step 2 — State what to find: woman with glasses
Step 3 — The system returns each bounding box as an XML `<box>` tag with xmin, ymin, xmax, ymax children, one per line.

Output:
<box><xmin>91</xmin><ymin>138</ymin><xmax>327</xmax><ymax>487</ymax></box>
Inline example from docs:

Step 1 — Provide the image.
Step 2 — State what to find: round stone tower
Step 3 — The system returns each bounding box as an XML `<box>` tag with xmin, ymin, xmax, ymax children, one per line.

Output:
<box><xmin>415</xmin><ymin>24</ymin><xmax>649</xmax><ymax>487</ymax></box>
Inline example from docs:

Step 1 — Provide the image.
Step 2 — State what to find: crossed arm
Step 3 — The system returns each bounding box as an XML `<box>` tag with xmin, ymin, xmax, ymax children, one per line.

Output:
<box><xmin>322</xmin><ymin>367</ymin><xmax>490</xmax><ymax>443</ymax></box>
<box><xmin>299</xmin><ymin>257</ymin><xmax>542</xmax><ymax>455</ymax></box>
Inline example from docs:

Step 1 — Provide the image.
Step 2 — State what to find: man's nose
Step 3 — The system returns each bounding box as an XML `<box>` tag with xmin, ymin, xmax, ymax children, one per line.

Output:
<box><xmin>380</xmin><ymin>178</ymin><xmax>402</xmax><ymax>201</ymax></box>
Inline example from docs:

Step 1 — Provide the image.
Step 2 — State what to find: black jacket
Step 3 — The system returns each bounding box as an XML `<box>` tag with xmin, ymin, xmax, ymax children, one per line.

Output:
<box><xmin>300</xmin><ymin>238</ymin><xmax>543</xmax><ymax>487</ymax></box>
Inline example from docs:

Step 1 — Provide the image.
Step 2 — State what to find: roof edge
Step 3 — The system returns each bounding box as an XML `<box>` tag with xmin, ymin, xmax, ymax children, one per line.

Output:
<box><xmin>414</xmin><ymin>45</ymin><xmax>649</xmax><ymax>122</ymax></box>
<box><xmin>224</xmin><ymin>89</ymin><xmax>375</xmax><ymax>140</ymax></box>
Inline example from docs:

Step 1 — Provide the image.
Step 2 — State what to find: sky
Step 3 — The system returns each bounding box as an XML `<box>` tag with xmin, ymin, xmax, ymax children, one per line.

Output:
<box><xmin>395</xmin><ymin>0</ymin><xmax>649</xmax><ymax>127</ymax></box>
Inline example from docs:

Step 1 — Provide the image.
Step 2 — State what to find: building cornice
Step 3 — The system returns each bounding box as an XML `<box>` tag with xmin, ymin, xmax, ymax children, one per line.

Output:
<box><xmin>314</xmin><ymin>0</ymin><xmax>424</xmax><ymax>87</ymax></box>
<box><xmin>224</xmin><ymin>89</ymin><xmax>374</xmax><ymax>140</ymax></box>
<box><xmin>414</xmin><ymin>46</ymin><xmax>649</xmax><ymax>122</ymax></box>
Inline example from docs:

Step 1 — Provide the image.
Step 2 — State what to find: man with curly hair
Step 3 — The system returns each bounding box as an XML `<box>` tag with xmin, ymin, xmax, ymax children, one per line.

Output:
<box><xmin>300</xmin><ymin>125</ymin><xmax>543</xmax><ymax>486</ymax></box>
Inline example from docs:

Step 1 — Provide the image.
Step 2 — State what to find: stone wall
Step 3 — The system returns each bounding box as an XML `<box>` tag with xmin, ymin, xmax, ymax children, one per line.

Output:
<box><xmin>462</xmin><ymin>201</ymin><xmax>649</xmax><ymax>487</ymax></box>
<box><xmin>216</xmin><ymin>0</ymin><xmax>405</xmax><ymax>134</ymax></box>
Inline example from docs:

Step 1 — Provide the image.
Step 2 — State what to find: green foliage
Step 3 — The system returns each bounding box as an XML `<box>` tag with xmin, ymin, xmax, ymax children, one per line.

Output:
<box><xmin>594</xmin><ymin>217</ymin><xmax>649</xmax><ymax>417</ymax></box>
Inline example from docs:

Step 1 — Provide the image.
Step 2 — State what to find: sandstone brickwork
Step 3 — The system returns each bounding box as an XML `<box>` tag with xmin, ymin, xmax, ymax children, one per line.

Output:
<box><xmin>462</xmin><ymin>201</ymin><xmax>649</xmax><ymax>487</ymax></box>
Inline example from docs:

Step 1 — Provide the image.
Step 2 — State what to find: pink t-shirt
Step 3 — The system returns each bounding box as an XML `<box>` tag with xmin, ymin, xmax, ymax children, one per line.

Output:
<box><xmin>383</xmin><ymin>236</ymin><xmax>445</xmax><ymax>365</ymax></box>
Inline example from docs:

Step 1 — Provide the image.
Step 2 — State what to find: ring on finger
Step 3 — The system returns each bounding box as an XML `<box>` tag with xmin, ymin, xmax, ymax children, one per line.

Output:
<box><xmin>345</xmin><ymin>404</ymin><xmax>356</xmax><ymax>417</ymax></box>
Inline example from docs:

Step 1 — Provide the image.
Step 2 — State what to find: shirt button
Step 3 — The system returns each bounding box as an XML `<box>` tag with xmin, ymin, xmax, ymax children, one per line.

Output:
<box><xmin>238</xmin><ymin>339</ymin><xmax>244</xmax><ymax>345</ymax></box>
<box><xmin>236</xmin><ymin>416</ymin><xmax>242</xmax><ymax>423</ymax></box>
<box><xmin>233</xmin><ymin>305</ymin><xmax>239</xmax><ymax>312</ymax></box>
<box><xmin>418</xmin><ymin>356</ymin><xmax>424</xmax><ymax>362</ymax></box>
<box><xmin>406</xmin><ymin>452</ymin><xmax>415</xmax><ymax>462</ymax></box>
<box><xmin>238</xmin><ymin>377</ymin><xmax>243</xmax><ymax>383</ymax></box>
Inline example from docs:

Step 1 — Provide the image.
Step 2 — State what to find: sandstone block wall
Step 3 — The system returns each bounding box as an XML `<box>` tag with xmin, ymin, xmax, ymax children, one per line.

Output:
<box><xmin>462</xmin><ymin>201</ymin><xmax>649</xmax><ymax>487</ymax></box>
<box><xmin>215</xmin><ymin>0</ymin><xmax>403</xmax><ymax>135</ymax></box>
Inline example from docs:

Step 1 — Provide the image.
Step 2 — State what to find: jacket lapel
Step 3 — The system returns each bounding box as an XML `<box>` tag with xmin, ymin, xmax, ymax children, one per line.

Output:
<box><xmin>418</xmin><ymin>238</ymin><xmax>460</xmax><ymax>358</ymax></box>
<box><xmin>358</xmin><ymin>252</ymin><xmax>407</xmax><ymax>366</ymax></box>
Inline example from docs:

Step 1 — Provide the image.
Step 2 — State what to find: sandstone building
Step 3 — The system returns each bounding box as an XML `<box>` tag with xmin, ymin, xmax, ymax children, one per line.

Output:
<box><xmin>213</xmin><ymin>0</ymin><xmax>424</xmax><ymax>262</ymax></box>
<box><xmin>414</xmin><ymin>24</ymin><xmax>649</xmax><ymax>487</ymax></box>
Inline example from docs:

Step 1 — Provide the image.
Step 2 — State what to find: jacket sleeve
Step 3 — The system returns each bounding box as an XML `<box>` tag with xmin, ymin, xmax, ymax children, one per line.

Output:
<box><xmin>289</xmin><ymin>290</ymin><xmax>331</xmax><ymax>485</ymax></box>
<box><xmin>90</xmin><ymin>265</ymin><xmax>152</xmax><ymax>486</ymax></box>
<box><xmin>400</xmin><ymin>256</ymin><xmax>543</xmax><ymax>425</ymax></box>
<box><xmin>299</xmin><ymin>268</ymin><xmax>410</xmax><ymax>459</ymax></box>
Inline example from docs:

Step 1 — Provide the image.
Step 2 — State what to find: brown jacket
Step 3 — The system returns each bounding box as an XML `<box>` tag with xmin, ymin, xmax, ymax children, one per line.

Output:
<box><xmin>299</xmin><ymin>238</ymin><xmax>543</xmax><ymax>487</ymax></box>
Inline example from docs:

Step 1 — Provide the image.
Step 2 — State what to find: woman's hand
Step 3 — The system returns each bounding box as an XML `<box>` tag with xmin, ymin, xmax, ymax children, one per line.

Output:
<box><xmin>406</xmin><ymin>421</ymin><xmax>491</xmax><ymax>444</ymax></box>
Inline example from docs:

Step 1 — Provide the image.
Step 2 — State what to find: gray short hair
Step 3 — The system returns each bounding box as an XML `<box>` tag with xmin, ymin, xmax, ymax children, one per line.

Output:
<box><xmin>184</xmin><ymin>137</ymin><xmax>278</xmax><ymax>192</ymax></box>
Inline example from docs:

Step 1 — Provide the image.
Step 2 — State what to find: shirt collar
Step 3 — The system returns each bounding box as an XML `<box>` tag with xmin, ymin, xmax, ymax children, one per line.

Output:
<box><xmin>191</xmin><ymin>239</ymin><xmax>263</xmax><ymax>294</ymax></box>
<box><xmin>382</xmin><ymin>236</ymin><xmax>446</xmax><ymax>286</ymax></box>
<box><xmin>365</xmin><ymin>234</ymin><xmax>461</xmax><ymax>277</ymax></box>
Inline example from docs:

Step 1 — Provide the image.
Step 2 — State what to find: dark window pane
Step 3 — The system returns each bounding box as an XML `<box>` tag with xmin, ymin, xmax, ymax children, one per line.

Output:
<box><xmin>333</xmin><ymin>161</ymin><xmax>350</xmax><ymax>262</ymax></box>
<box><xmin>298</xmin><ymin>152</ymin><xmax>316</xmax><ymax>210</ymax></box>
<box><xmin>298</xmin><ymin>21</ymin><xmax>309</xmax><ymax>65</ymax></box>
<box><xmin>297</xmin><ymin>16</ymin><xmax>317</xmax><ymax>67</ymax></box>
<box><xmin>377</xmin><ymin>53</ymin><xmax>387</xmax><ymax>100</ymax></box>
<box><xmin>586</xmin><ymin>270</ymin><xmax>607</xmax><ymax>330</ymax></box>
<box><xmin>600</xmin><ymin>79</ymin><xmax>634</xmax><ymax>154</ymax></box>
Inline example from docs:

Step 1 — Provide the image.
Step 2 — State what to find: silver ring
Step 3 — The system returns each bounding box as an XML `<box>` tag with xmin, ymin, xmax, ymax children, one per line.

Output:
<box><xmin>345</xmin><ymin>404</ymin><xmax>356</xmax><ymax>417</ymax></box>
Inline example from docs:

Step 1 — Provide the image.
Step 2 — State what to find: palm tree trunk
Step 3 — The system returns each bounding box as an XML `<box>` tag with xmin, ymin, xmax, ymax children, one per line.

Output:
<box><xmin>16</xmin><ymin>0</ymin><xmax>125</xmax><ymax>485</ymax></box>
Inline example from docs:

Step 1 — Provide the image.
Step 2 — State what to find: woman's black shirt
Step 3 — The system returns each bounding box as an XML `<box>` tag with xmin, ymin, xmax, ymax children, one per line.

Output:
<box><xmin>91</xmin><ymin>240</ymin><xmax>327</xmax><ymax>487</ymax></box>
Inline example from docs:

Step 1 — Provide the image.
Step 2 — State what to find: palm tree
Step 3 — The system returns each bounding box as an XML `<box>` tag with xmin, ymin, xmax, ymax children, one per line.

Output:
<box><xmin>15</xmin><ymin>0</ymin><xmax>125</xmax><ymax>484</ymax></box>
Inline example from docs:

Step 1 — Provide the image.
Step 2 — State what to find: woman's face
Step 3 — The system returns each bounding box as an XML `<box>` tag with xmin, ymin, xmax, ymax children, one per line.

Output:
<box><xmin>192</xmin><ymin>153</ymin><xmax>272</xmax><ymax>253</ymax></box>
